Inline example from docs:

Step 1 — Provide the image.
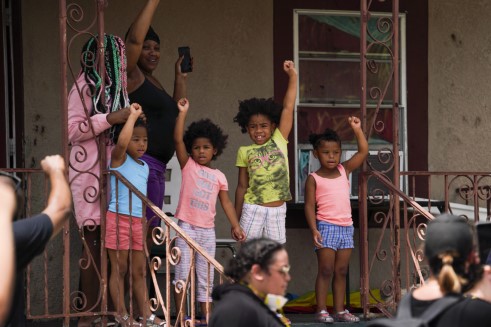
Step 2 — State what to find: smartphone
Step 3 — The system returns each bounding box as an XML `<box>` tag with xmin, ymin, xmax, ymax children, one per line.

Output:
<box><xmin>178</xmin><ymin>46</ymin><xmax>192</xmax><ymax>73</ymax></box>
<box><xmin>477</xmin><ymin>222</ymin><xmax>491</xmax><ymax>265</ymax></box>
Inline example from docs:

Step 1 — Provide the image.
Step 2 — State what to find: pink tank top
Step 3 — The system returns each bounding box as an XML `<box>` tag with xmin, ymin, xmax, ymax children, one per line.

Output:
<box><xmin>311</xmin><ymin>164</ymin><xmax>352</xmax><ymax>226</ymax></box>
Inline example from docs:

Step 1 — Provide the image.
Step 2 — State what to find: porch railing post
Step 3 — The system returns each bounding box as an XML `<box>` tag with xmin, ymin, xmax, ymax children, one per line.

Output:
<box><xmin>96</xmin><ymin>0</ymin><xmax>109</xmax><ymax>320</ymax></box>
<box><xmin>359</xmin><ymin>0</ymin><xmax>369</xmax><ymax>318</ymax></box>
<box><xmin>392</xmin><ymin>0</ymin><xmax>402</xmax><ymax>307</ymax></box>
<box><xmin>58</xmin><ymin>0</ymin><xmax>70</xmax><ymax>326</ymax></box>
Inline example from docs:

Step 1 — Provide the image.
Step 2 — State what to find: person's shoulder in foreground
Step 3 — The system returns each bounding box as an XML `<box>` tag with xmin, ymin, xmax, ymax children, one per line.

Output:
<box><xmin>434</xmin><ymin>296</ymin><xmax>491</xmax><ymax>327</ymax></box>
<box><xmin>210</xmin><ymin>283</ymin><xmax>285</xmax><ymax>327</ymax></box>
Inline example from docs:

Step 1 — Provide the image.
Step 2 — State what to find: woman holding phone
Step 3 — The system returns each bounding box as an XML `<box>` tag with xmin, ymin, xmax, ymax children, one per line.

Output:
<box><xmin>126</xmin><ymin>0</ymin><xmax>191</xmax><ymax>240</ymax></box>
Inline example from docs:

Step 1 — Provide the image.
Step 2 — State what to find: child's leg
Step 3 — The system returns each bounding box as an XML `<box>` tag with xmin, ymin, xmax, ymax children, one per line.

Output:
<box><xmin>199</xmin><ymin>302</ymin><xmax>211</xmax><ymax>324</ymax></box>
<box><xmin>195</xmin><ymin>227</ymin><xmax>216</xmax><ymax>321</ymax></box>
<box><xmin>332</xmin><ymin>248</ymin><xmax>352</xmax><ymax>313</ymax></box>
<box><xmin>315</xmin><ymin>248</ymin><xmax>336</xmax><ymax>312</ymax></box>
<box><xmin>108</xmin><ymin>249</ymin><xmax>129</xmax><ymax>314</ymax></box>
<box><xmin>131</xmin><ymin>250</ymin><xmax>147</xmax><ymax>317</ymax></box>
<box><xmin>239</xmin><ymin>203</ymin><xmax>267</xmax><ymax>241</ymax></box>
<box><xmin>173</xmin><ymin>222</ymin><xmax>194</xmax><ymax>319</ymax></box>
<box><xmin>131</xmin><ymin>250</ymin><xmax>165</xmax><ymax>325</ymax></box>
<box><xmin>264</xmin><ymin>203</ymin><xmax>287</xmax><ymax>244</ymax></box>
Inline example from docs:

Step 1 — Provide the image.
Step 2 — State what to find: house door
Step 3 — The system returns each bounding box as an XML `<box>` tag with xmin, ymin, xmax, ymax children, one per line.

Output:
<box><xmin>1</xmin><ymin>0</ymin><xmax>24</xmax><ymax>168</ymax></box>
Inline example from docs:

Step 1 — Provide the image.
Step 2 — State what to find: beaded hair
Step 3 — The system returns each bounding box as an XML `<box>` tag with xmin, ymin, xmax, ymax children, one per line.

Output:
<box><xmin>80</xmin><ymin>34</ymin><xmax>130</xmax><ymax>136</ymax></box>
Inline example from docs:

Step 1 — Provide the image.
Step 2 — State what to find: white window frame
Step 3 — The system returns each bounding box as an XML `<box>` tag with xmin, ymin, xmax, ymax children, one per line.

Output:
<box><xmin>293</xmin><ymin>9</ymin><xmax>407</xmax><ymax>202</ymax></box>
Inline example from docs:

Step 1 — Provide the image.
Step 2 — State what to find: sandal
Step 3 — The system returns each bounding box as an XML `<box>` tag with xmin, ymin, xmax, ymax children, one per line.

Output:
<box><xmin>90</xmin><ymin>317</ymin><xmax>116</xmax><ymax>327</ymax></box>
<box><xmin>183</xmin><ymin>316</ymin><xmax>206</xmax><ymax>326</ymax></box>
<box><xmin>334</xmin><ymin>309</ymin><xmax>360</xmax><ymax>323</ymax></box>
<box><xmin>196</xmin><ymin>318</ymin><xmax>207</xmax><ymax>327</ymax></box>
<box><xmin>316</xmin><ymin>310</ymin><xmax>334</xmax><ymax>324</ymax></box>
<box><xmin>77</xmin><ymin>316</ymin><xmax>98</xmax><ymax>327</ymax></box>
<box><xmin>115</xmin><ymin>313</ymin><xmax>142</xmax><ymax>327</ymax></box>
<box><xmin>139</xmin><ymin>314</ymin><xmax>166</xmax><ymax>327</ymax></box>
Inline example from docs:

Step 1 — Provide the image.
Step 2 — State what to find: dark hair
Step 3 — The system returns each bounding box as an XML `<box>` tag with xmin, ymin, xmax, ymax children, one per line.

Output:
<box><xmin>425</xmin><ymin>214</ymin><xmax>481</xmax><ymax>293</ymax></box>
<box><xmin>308</xmin><ymin>128</ymin><xmax>341</xmax><ymax>149</ymax></box>
<box><xmin>112</xmin><ymin>118</ymin><xmax>147</xmax><ymax>144</ymax></box>
<box><xmin>125</xmin><ymin>25</ymin><xmax>160</xmax><ymax>44</ymax></box>
<box><xmin>233</xmin><ymin>98</ymin><xmax>282</xmax><ymax>134</ymax></box>
<box><xmin>225</xmin><ymin>238</ymin><xmax>285</xmax><ymax>282</ymax></box>
<box><xmin>183</xmin><ymin>119</ymin><xmax>227</xmax><ymax>160</ymax></box>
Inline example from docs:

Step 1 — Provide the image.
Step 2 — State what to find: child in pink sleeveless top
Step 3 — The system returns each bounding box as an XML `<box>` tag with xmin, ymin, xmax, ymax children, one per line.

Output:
<box><xmin>304</xmin><ymin>117</ymin><xmax>368</xmax><ymax>323</ymax></box>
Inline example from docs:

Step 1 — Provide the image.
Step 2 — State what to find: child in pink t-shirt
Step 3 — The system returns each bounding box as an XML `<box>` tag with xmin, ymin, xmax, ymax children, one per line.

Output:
<box><xmin>173</xmin><ymin>98</ymin><xmax>245</xmax><ymax>324</ymax></box>
<box><xmin>304</xmin><ymin>117</ymin><xmax>368</xmax><ymax>323</ymax></box>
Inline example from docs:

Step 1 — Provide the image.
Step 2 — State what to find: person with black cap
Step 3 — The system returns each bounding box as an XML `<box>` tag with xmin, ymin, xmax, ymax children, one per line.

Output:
<box><xmin>126</xmin><ymin>0</ymin><xmax>190</xmax><ymax>246</ymax></box>
<box><xmin>464</xmin><ymin>222</ymin><xmax>491</xmax><ymax>303</ymax></box>
<box><xmin>433</xmin><ymin>221</ymin><xmax>491</xmax><ymax>326</ymax></box>
<box><xmin>404</xmin><ymin>214</ymin><xmax>490</xmax><ymax>326</ymax></box>
<box><xmin>369</xmin><ymin>214</ymin><xmax>491</xmax><ymax>327</ymax></box>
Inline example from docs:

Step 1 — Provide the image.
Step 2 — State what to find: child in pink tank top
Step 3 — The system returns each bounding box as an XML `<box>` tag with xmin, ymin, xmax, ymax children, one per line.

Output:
<box><xmin>304</xmin><ymin>116</ymin><xmax>368</xmax><ymax>323</ymax></box>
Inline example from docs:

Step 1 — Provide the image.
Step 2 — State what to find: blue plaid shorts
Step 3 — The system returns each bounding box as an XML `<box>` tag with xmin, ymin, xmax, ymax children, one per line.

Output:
<box><xmin>316</xmin><ymin>221</ymin><xmax>354</xmax><ymax>251</ymax></box>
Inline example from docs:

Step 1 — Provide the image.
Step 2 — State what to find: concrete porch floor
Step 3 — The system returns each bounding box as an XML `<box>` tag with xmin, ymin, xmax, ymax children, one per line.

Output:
<box><xmin>25</xmin><ymin>314</ymin><xmax>370</xmax><ymax>326</ymax></box>
<box><xmin>289</xmin><ymin>313</ymin><xmax>368</xmax><ymax>326</ymax></box>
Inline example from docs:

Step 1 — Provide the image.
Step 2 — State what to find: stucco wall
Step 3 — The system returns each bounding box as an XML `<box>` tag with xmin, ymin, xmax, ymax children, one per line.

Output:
<box><xmin>428</xmin><ymin>1</ymin><xmax>491</xmax><ymax>173</ymax></box>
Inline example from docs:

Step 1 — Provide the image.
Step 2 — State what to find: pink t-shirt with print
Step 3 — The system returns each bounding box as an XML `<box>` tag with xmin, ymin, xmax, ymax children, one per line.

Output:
<box><xmin>175</xmin><ymin>158</ymin><xmax>228</xmax><ymax>228</ymax></box>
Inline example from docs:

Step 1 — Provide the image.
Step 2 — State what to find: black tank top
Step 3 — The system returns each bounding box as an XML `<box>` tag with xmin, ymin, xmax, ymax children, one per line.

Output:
<box><xmin>129</xmin><ymin>78</ymin><xmax>178</xmax><ymax>164</ymax></box>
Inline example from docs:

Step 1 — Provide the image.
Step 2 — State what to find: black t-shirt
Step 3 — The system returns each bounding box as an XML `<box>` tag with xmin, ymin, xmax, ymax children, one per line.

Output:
<box><xmin>435</xmin><ymin>296</ymin><xmax>491</xmax><ymax>327</ymax></box>
<box><xmin>13</xmin><ymin>213</ymin><xmax>53</xmax><ymax>270</ymax></box>
<box><xmin>210</xmin><ymin>283</ymin><xmax>285</xmax><ymax>327</ymax></box>
<box><xmin>7</xmin><ymin>213</ymin><xmax>53</xmax><ymax>326</ymax></box>
<box><xmin>129</xmin><ymin>78</ymin><xmax>178</xmax><ymax>164</ymax></box>
<box><xmin>410</xmin><ymin>294</ymin><xmax>491</xmax><ymax>327</ymax></box>
<box><xmin>410</xmin><ymin>295</ymin><xmax>438</xmax><ymax>318</ymax></box>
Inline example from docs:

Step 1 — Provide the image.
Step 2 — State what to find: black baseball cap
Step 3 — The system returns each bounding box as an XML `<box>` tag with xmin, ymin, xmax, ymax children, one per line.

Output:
<box><xmin>425</xmin><ymin>214</ymin><xmax>474</xmax><ymax>261</ymax></box>
<box><xmin>476</xmin><ymin>222</ymin><xmax>491</xmax><ymax>265</ymax></box>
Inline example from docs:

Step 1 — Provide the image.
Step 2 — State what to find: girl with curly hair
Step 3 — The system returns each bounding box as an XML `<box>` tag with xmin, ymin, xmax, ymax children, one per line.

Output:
<box><xmin>173</xmin><ymin>98</ymin><xmax>245</xmax><ymax>325</ymax></box>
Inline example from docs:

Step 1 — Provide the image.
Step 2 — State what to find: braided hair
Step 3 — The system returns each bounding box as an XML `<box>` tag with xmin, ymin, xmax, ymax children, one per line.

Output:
<box><xmin>225</xmin><ymin>238</ymin><xmax>285</xmax><ymax>282</ymax></box>
<box><xmin>80</xmin><ymin>34</ymin><xmax>130</xmax><ymax>137</ymax></box>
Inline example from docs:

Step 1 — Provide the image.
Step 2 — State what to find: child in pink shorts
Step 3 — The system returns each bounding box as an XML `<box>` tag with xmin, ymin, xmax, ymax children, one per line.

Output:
<box><xmin>105</xmin><ymin>103</ymin><xmax>165</xmax><ymax>326</ymax></box>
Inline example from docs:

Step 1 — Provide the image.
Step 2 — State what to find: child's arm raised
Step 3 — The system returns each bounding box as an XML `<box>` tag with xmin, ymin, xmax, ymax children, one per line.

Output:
<box><xmin>278</xmin><ymin>60</ymin><xmax>298</xmax><ymax>140</ymax></box>
<box><xmin>174</xmin><ymin>98</ymin><xmax>190</xmax><ymax>169</ymax></box>
<box><xmin>304</xmin><ymin>175</ymin><xmax>323</xmax><ymax>248</ymax></box>
<box><xmin>342</xmin><ymin>116</ymin><xmax>369</xmax><ymax>175</ymax></box>
<box><xmin>219</xmin><ymin>190</ymin><xmax>246</xmax><ymax>241</ymax></box>
<box><xmin>110</xmin><ymin>103</ymin><xmax>143</xmax><ymax>168</ymax></box>
<box><xmin>235</xmin><ymin>167</ymin><xmax>248</xmax><ymax>219</ymax></box>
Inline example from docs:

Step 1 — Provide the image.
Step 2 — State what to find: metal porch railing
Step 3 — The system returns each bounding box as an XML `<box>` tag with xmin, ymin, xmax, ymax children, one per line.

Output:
<box><xmin>359</xmin><ymin>169</ymin><xmax>491</xmax><ymax>318</ymax></box>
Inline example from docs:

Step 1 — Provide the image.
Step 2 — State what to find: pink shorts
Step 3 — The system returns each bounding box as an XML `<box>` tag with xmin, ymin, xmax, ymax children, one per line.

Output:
<box><xmin>105</xmin><ymin>211</ymin><xmax>144</xmax><ymax>251</ymax></box>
